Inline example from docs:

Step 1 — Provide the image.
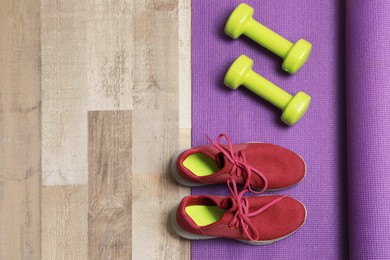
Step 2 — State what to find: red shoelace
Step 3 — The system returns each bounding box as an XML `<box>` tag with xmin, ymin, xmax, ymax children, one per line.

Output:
<box><xmin>227</xmin><ymin>178</ymin><xmax>287</xmax><ymax>241</ymax></box>
<box><xmin>205</xmin><ymin>134</ymin><xmax>269</xmax><ymax>194</ymax></box>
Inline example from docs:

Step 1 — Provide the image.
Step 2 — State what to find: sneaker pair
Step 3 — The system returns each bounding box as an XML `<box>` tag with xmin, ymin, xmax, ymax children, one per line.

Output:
<box><xmin>170</xmin><ymin>134</ymin><xmax>307</xmax><ymax>245</ymax></box>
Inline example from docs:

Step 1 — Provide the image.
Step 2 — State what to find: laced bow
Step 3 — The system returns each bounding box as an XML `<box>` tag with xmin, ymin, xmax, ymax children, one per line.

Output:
<box><xmin>205</xmin><ymin>134</ymin><xmax>269</xmax><ymax>193</ymax></box>
<box><xmin>227</xmin><ymin>178</ymin><xmax>287</xmax><ymax>241</ymax></box>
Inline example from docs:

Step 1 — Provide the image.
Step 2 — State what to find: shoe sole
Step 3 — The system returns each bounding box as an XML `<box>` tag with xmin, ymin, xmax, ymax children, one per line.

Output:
<box><xmin>170</xmin><ymin>204</ymin><xmax>307</xmax><ymax>245</ymax></box>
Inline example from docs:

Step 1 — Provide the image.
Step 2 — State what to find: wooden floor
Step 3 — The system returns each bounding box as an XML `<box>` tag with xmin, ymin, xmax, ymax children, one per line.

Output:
<box><xmin>0</xmin><ymin>0</ymin><xmax>191</xmax><ymax>259</ymax></box>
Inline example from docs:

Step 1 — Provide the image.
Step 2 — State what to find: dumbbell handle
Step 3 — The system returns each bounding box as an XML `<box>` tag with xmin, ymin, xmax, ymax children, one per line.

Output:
<box><xmin>244</xmin><ymin>19</ymin><xmax>293</xmax><ymax>59</ymax></box>
<box><xmin>243</xmin><ymin>70</ymin><xmax>292</xmax><ymax>110</ymax></box>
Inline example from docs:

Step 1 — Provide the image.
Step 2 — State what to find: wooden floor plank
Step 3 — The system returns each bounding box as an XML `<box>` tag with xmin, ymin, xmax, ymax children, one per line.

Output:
<box><xmin>86</xmin><ymin>0</ymin><xmax>134</xmax><ymax>110</ymax></box>
<box><xmin>130</xmin><ymin>1</ymin><xmax>191</xmax><ymax>258</ymax></box>
<box><xmin>132</xmin><ymin>0</ymin><xmax>179</xmax><ymax>110</ymax></box>
<box><xmin>41</xmin><ymin>0</ymin><xmax>89</xmax><ymax>185</ymax></box>
<box><xmin>41</xmin><ymin>185</ymin><xmax>88</xmax><ymax>260</ymax></box>
<box><xmin>132</xmin><ymin>111</ymin><xmax>190</xmax><ymax>260</ymax></box>
<box><xmin>179</xmin><ymin>0</ymin><xmax>192</xmax><ymax>130</ymax></box>
<box><xmin>88</xmin><ymin>111</ymin><xmax>132</xmax><ymax>260</ymax></box>
<box><xmin>0</xmin><ymin>0</ymin><xmax>41</xmax><ymax>259</ymax></box>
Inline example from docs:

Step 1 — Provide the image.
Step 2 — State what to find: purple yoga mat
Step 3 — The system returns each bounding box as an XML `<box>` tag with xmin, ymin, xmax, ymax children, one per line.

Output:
<box><xmin>192</xmin><ymin>1</ymin><xmax>390</xmax><ymax>259</ymax></box>
<box><xmin>346</xmin><ymin>1</ymin><xmax>390</xmax><ymax>259</ymax></box>
<box><xmin>192</xmin><ymin>1</ymin><xmax>347</xmax><ymax>259</ymax></box>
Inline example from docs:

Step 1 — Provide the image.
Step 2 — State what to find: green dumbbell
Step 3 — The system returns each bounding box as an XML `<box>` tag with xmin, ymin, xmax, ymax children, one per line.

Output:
<box><xmin>224</xmin><ymin>55</ymin><xmax>311</xmax><ymax>126</ymax></box>
<box><xmin>225</xmin><ymin>3</ymin><xmax>312</xmax><ymax>74</ymax></box>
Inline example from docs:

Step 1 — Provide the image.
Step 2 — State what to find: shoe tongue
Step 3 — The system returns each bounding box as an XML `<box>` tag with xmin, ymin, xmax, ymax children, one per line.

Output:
<box><xmin>197</xmin><ymin>146</ymin><xmax>228</xmax><ymax>170</ymax></box>
<box><xmin>203</xmin><ymin>195</ymin><xmax>233</xmax><ymax>210</ymax></box>
<box><xmin>199</xmin><ymin>144</ymin><xmax>247</xmax><ymax>169</ymax></box>
<box><xmin>215</xmin><ymin>152</ymin><xmax>225</xmax><ymax>168</ymax></box>
<box><xmin>217</xmin><ymin>197</ymin><xmax>239</xmax><ymax>223</ymax></box>
<box><xmin>202</xmin><ymin>196</ymin><xmax>239</xmax><ymax>226</ymax></box>
<box><xmin>219</xmin><ymin>196</ymin><xmax>234</xmax><ymax>209</ymax></box>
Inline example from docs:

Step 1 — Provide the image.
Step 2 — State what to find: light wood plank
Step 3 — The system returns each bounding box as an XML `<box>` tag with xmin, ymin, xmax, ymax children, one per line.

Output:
<box><xmin>179</xmin><ymin>128</ymin><xmax>192</xmax><ymax>151</ymax></box>
<box><xmin>0</xmin><ymin>0</ymin><xmax>41</xmax><ymax>259</ymax></box>
<box><xmin>132</xmin><ymin>0</ymin><xmax>179</xmax><ymax>110</ymax></box>
<box><xmin>132</xmin><ymin>111</ymin><xmax>190</xmax><ymax>260</ymax></box>
<box><xmin>86</xmin><ymin>0</ymin><xmax>134</xmax><ymax>110</ymax></box>
<box><xmin>88</xmin><ymin>111</ymin><xmax>132</xmax><ymax>260</ymax></box>
<box><xmin>130</xmin><ymin>1</ymin><xmax>190</xmax><ymax>258</ymax></box>
<box><xmin>179</xmin><ymin>0</ymin><xmax>192</xmax><ymax>130</ymax></box>
<box><xmin>41</xmin><ymin>185</ymin><xmax>88</xmax><ymax>260</ymax></box>
<box><xmin>41</xmin><ymin>0</ymin><xmax>88</xmax><ymax>185</ymax></box>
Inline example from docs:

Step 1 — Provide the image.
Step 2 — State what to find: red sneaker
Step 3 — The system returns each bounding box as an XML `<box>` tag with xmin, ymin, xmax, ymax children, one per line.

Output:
<box><xmin>171</xmin><ymin>191</ymin><xmax>306</xmax><ymax>245</ymax></box>
<box><xmin>171</xmin><ymin>134</ymin><xmax>306</xmax><ymax>192</ymax></box>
